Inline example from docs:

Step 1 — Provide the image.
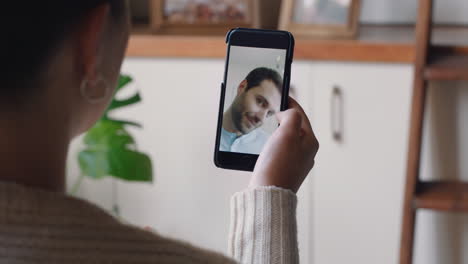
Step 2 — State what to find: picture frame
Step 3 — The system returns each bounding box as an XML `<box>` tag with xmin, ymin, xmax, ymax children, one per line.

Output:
<box><xmin>149</xmin><ymin>0</ymin><xmax>282</xmax><ymax>35</ymax></box>
<box><xmin>279</xmin><ymin>0</ymin><xmax>361</xmax><ymax>39</ymax></box>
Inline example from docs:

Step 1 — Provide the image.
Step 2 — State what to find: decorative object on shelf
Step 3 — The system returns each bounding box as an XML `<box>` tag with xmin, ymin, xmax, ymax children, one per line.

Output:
<box><xmin>72</xmin><ymin>75</ymin><xmax>153</xmax><ymax>196</ymax></box>
<box><xmin>130</xmin><ymin>0</ymin><xmax>152</xmax><ymax>26</ymax></box>
<box><xmin>279</xmin><ymin>0</ymin><xmax>361</xmax><ymax>38</ymax></box>
<box><xmin>165</xmin><ymin>0</ymin><xmax>249</xmax><ymax>24</ymax></box>
<box><xmin>141</xmin><ymin>0</ymin><xmax>281</xmax><ymax>34</ymax></box>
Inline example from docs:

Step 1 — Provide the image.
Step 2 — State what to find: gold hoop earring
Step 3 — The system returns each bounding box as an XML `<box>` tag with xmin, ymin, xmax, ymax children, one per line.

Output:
<box><xmin>80</xmin><ymin>76</ymin><xmax>111</xmax><ymax>104</ymax></box>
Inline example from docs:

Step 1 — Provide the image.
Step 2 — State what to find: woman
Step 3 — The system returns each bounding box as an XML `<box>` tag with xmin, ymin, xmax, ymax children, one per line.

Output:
<box><xmin>0</xmin><ymin>1</ymin><xmax>318</xmax><ymax>263</ymax></box>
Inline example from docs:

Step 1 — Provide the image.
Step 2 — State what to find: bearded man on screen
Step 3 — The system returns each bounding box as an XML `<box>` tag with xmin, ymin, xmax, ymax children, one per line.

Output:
<box><xmin>221</xmin><ymin>67</ymin><xmax>283</xmax><ymax>155</ymax></box>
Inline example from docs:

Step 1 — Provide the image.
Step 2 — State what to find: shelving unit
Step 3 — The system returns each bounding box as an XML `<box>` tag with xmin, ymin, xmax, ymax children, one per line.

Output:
<box><xmin>426</xmin><ymin>48</ymin><xmax>468</xmax><ymax>80</ymax></box>
<box><xmin>126</xmin><ymin>25</ymin><xmax>468</xmax><ymax>63</ymax></box>
<box><xmin>399</xmin><ymin>0</ymin><xmax>468</xmax><ymax>263</ymax></box>
<box><xmin>414</xmin><ymin>181</ymin><xmax>468</xmax><ymax>211</ymax></box>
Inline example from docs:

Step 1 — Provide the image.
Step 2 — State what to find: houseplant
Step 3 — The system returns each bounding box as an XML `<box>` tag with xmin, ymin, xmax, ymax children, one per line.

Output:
<box><xmin>72</xmin><ymin>75</ymin><xmax>153</xmax><ymax>196</ymax></box>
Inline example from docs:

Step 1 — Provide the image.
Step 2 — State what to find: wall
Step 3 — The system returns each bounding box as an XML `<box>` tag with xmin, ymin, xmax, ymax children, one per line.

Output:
<box><xmin>361</xmin><ymin>0</ymin><xmax>468</xmax><ymax>24</ymax></box>
<box><xmin>414</xmin><ymin>81</ymin><xmax>468</xmax><ymax>264</ymax></box>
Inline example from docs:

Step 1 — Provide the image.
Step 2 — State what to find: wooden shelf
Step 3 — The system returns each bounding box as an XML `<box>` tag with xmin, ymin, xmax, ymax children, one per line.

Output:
<box><xmin>126</xmin><ymin>25</ymin><xmax>468</xmax><ymax>63</ymax></box>
<box><xmin>414</xmin><ymin>181</ymin><xmax>468</xmax><ymax>212</ymax></box>
<box><xmin>425</xmin><ymin>47</ymin><xmax>468</xmax><ymax>80</ymax></box>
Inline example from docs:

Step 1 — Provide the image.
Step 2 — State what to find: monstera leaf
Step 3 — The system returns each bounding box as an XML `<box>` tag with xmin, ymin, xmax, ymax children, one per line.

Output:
<box><xmin>77</xmin><ymin>75</ymin><xmax>152</xmax><ymax>184</ymax></box>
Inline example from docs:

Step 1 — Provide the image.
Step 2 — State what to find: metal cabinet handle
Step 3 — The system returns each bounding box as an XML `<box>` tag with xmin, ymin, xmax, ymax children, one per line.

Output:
<box><xmin>331</xmin><ymin>86</ymin><xmax>344</xmax><ymax>142</ymax></box>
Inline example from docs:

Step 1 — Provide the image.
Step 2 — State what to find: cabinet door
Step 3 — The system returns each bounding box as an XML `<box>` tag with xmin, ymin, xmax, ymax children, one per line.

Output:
<box><xmin>308</xmin><ymin>62</ymin><xmax>413</xmax><ymax>264</ymax></box>
<box><xmin>290</xmin><ymin>61</ymin><xmax>315</xmax><ymax>264</ymax></box>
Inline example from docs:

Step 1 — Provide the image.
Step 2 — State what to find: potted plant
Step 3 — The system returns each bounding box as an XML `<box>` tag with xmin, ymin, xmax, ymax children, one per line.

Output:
<box><xmin>71</xmin><ymin>75</ymin><xmax>153</xmax><ymax>215</ymax></box>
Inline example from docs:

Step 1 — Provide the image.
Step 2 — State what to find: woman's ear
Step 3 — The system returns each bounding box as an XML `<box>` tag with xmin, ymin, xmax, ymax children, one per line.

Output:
<box><xmin>73</xmin><ymin>3</ymin><xmax>110</xmax><ymax>80</ymax></box>
<box><xmin>237</xmin><ymin>79</ymin><xmax>248</xmax><ymax>95</ymax></box>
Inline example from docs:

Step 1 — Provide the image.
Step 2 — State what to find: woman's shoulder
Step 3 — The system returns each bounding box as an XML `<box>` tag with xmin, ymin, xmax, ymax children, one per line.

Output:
<box><xmin>0</xmin><ymin>182</ymin><xmax>235</xmax><ymax>264</ymax></box>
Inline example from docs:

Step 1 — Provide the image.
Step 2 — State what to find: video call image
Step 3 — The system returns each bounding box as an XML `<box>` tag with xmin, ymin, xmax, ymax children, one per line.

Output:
<box><xmin>220</xmin><ymin>46</ymin><xmax>287</xmax><ymax>155</ymax></box>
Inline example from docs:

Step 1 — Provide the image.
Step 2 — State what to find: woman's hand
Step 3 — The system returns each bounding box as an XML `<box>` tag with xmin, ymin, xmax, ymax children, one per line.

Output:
<box><xmin>249</xmin><ymin>97</ymin><xmax>319</xmax><ymax>193</ymax></box>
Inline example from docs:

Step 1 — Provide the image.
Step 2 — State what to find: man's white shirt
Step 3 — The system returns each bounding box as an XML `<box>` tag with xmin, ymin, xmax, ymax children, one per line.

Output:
<box><xmin>220</xmin><ymin>128</ymin><xmax>269</xmax><ymax>155</ymax></box>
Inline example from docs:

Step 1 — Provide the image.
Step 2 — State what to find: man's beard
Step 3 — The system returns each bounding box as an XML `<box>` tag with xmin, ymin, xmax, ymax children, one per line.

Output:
<box><xmin>231</xmin><ymin>96</ymin><xmax>258</xmax><ymax>135</ymax></box>
<box><xmin>231</xmin><ymin>101</ymin><xmax>246</xmax><ymax>134</ymax></box>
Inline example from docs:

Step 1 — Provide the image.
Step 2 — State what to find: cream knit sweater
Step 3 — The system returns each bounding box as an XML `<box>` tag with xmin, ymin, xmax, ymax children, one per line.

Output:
<box><xmin>0</xmin><ymin>182</ymin><xmax>298</xmax><ymax>264</ymax></box>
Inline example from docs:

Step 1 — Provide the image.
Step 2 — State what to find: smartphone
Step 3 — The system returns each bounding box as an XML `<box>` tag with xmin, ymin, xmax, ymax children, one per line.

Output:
<box><xmin>214</xmin><ymin>28</ymin><xmax>295</xmax><ymax>171</ymax></box>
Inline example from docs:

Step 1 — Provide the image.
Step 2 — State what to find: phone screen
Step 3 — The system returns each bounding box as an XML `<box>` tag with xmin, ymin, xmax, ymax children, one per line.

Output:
<box><xmin>220</xmin><ymin>45</ymin><xmax>287</xmax><ymax>155</ymax></box>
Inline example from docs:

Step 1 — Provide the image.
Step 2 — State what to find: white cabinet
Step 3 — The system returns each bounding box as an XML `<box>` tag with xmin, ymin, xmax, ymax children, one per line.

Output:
<box><xmin>307</xmin><ymin>62</ymin><xmax>413</xmax><ymax>264</ymax></box>
<box><xmin>290</xmin><ymin>62</ymin><xmax>316</xmax><ymax>264</ymax></box>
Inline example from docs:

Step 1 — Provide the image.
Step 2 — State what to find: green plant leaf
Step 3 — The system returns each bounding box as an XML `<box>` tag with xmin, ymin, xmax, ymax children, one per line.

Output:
<box><xmin>107</xmin><ymin>93</ymin><xmax>142</xmax><ymax>112</ymax></box>
<box><xmin>78</xmin><ymin>149</ymin><xmax>110</xmax><ymax>179</ymax></box>
<box><xmin>77</xmin><ymin>74</ymin><xmax>153</xmax><ymax>185</ymax></box>
<box><xmin>83</xmin><ymin>120</ymin><xmax>135</xmax><ymax>147</ymax></box>
<box><xmin>79</xmin><ymin>148</ymin><xmax>152</xmax><ymax>181</ymax></box>
<box><xmin>104</xmin><ymin>118</ymin><xmax>142</xmax><ymax>128</ymax></box>
<box><xmin>108</xmin><ymin>149</ymin><xmax>152</xmax><ymax>181</ymax></box>
<box><xmin>106</xmin><ymin>75</ymin><xmax>141</xmax><ymax>113</ymax></box>
<box><xmin>117</xmin><ymin>75</ymin><xmax>133</xmax><ymax>92</ymax></box>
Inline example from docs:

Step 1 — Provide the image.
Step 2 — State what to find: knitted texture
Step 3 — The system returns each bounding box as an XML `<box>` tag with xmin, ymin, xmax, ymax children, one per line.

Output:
<box><xmin>0</xmin><ymin>182</ymin><xmax>234</xmax><ymax>264</ymax></box>
<box><xmin>228</xmin><ymin>187</ymin><xmax>298</xmax><ymax>264</ymax></box>
<box><xmin>0</xmin><ymin>182</ymin><xmax>298</xmax><ymax>264</ymax></box>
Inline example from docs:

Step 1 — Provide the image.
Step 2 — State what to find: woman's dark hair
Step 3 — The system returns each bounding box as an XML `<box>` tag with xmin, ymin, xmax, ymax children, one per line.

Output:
<box><xmin>1</xmin><ymin>1</ymin><xmax>124</xmax><ymax>104</ymax></box>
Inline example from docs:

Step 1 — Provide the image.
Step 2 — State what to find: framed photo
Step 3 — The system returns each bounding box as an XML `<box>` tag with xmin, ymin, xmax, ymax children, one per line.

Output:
<box><xmin>149</xmin><ymin>0</ymin><xmax>282</xmax><ymax>35</ymax></box>
<box><xmin>279</xmin><ymin>0</ymin><xmax>361</xmax><ymax>38</ymax></box>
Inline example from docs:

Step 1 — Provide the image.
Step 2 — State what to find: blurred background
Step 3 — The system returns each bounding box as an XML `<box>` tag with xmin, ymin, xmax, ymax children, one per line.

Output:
<box><xmin>67</xmin><ymin>0</ymin><xmax>468</xmax><ymax>263</ymax></box>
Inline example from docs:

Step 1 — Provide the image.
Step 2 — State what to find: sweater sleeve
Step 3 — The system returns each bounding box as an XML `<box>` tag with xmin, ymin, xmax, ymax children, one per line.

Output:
<box><xmin>228</xmin><ymin>186</ymin><xmax>299</xmax><ymax>264</ymax></box>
